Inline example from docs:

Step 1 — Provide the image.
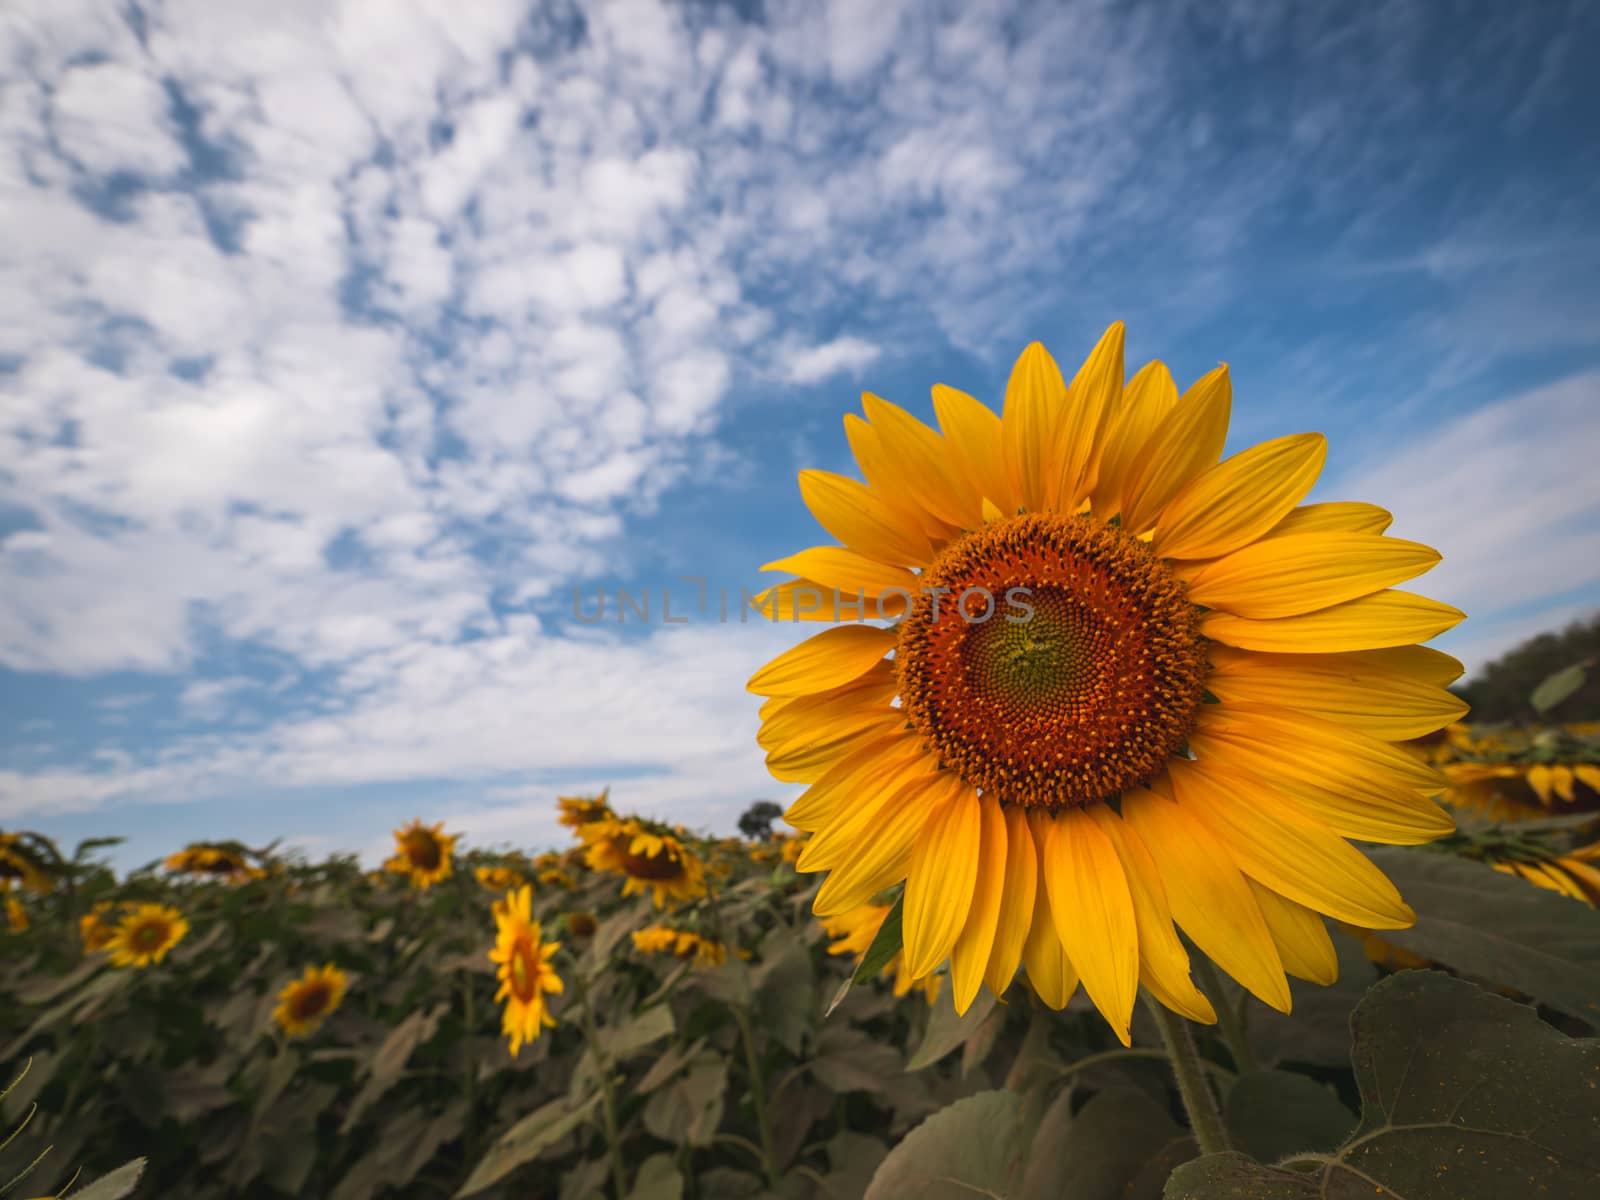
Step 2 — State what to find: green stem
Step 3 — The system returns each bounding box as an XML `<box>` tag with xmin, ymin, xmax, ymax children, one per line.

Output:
<box><xmin>732</xmin><ymin>1005</ymin><xmax>781</xmax><ymax>1188</ymax></box>
<box><xmin>461</xmin><ymin>973</ymin><xmax>478</xmax><ymax>1165</ymax></box>
<box><xmin>1193</xmin><ymin>955</ymin><xmax>1258</xmax><ymax>1075</ymax></box>
<box><xmin>1143</xmin><ymin>995</ymin><xmax>1230</xmax><ymax>1155</ymax></box>
<box><xmin>570</xmin><ymin>969</ymin><xmax>628</xmax><ymax>1200</ymax></box>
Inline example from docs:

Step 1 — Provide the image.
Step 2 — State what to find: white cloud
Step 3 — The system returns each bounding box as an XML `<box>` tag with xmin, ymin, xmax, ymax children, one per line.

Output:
<box><xmin>776</xmin><ymin>336</ymin><xmax>882</xmax><ymax>385</ymax></box>
<box><xmin>51</xmin><ymin>59</ymin><xmax>188</xmax><ymax>176</ymax></box>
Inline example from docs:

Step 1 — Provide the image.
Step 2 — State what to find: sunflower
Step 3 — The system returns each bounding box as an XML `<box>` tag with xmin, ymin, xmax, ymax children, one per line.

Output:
<box><xmin>581</xmin><ymin>818</ymin><xmax>707</xmax><ymax>909</ymax></box>
<box><xmin>107</xmin><ymin>903</ymin><xmax>190</xmax><ymax>968</ymax></box>
<box><xmin>488</xmin><ymin>886</ymin><xmax>563</xmax><ymax>1056</ymax></box>
<box><xmin>538</xmin><ymin>868</ymin><xmax>577</xmax><ymax>890</ymax></box>
<box><xmin>750</xmin><ymin>325</ymin><xmax>1466</xmax><ymax>1043</ymax></box>
<box><xmin>4</xmin><ymin>890</ymin><xmax>25</xmax><ymax>933</ymax></box>
<box><xmin>164</xmin><ymin>844</ymin><xmax>266</xmax><ymax>883</ymax></box>
<box><xmin>80</xmin><ymin>902</ymin><xmax>121</xmax><ymax>952</ymax></box>
<box><xmin>384</xmin><ymin>820</ymin><xmax>457</xmax><ymax>889</ymax></box>
<box><xmin>0</xmin><ymin>834</ymin><xmax>52</xmax><ymax>894</ymax></box>
<box><xmin>476</xmin><ymin>865</ymin><xmax>527</xmax><ymax>893</ymax></box>
<box><xmin>273</xmin><ymin>963</ymin><xmax>350</xmax><ymax>1037</ymax></box>
<box><xmin>564</xmin><ymin>910</ymin><xmax>598</xmax><ymax>938</ymax></box>
<box><xmin>558</xmin><ymin>792</ymin><xmax>614</xmax><ymax>830</ymax></box>
<box><xmin>822</xmin><ymin>903</ymin><xmax>942</xmax><ymax>1004</ymax></box>
<box><xmin>1443</xmin><ymin>760</ymin><xmax>1600</xmax><ymax>822</ymax></box>
<box><xmin>1488</xmin><ymin>841</ymin><xmax>1600</xmax><ymax>906</ymax></box>
<box><xmin>631</xmin><ymin>926</ymin><xmax>728</xmax><ymax>966</ymax></box>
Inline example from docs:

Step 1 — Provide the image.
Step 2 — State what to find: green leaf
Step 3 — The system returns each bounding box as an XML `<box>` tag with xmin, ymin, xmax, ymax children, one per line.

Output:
<box><xmin>1166</xmin><ymin>971</ymin><xmax>1600</xmax><ymax>1199</ymax></box>
<box><xmin>906</xmin><ymin>986</ymin><xmax>997</xmax><ymax>1071</ymax></box>
<box><xmin>1365</xmin><ymin>847</ymin><xmax>1600</xmax><ymax>1023</ymax></box>
<box><xmin>1222</xmin><ymin>1071</ymin><xmax>1355</xmax><ymax>1164</ymax></box>
<box><xmin>70</xmin><ymin>1158</ymin><xmax>146</xmax><ymax>1200</ymax></box>
<box><xmin>752</xmin><ymin>928</ymin><xmax>815</xmax><ymax>1055</ymax></box>
<box><xmin>642</xmin><ymin>1058</ymin><xmax>727</xmax><ymax>1147</ymax></box>
<box><xmin>1531</xmin><ymin>663</ymin><xmax>1587</xmax><ymax>712</ymax></box>
<box><xmin>864</xmin><ymin>1089</ymin><xmax>1026</xmax><ymax>1199</ymax></box>
<box><xmin>809</xmin><ymin>1025</ymin><xmax>902</xmax><ymax>1094</ymax></box>
<box><xmin>626</xmin><ymin>1153</ymin><xmax>684</xmax><ymax>1200</ymax></box>
<box><xmin>602</xmin><ymin>1004</ymin><xmax>676</xmax><ymax>1061</ymax></box>
<box><xmin>855</xmin><ymin>894</ymin><xmax>904</xmax><ymax>985</ymax></box>
<box><xmin>1020</xmin><ymin>1087</ymin><xmax>1182</xmax><ymax>1200</ymax></box>
<box><xmin>455</xmin><ymin>1092</ymin><xmax>602</xmax><ymax>1198</ymax></box>
<box><xmin>340</xmin><ymin>1002</ymin><xmax>448</xmax><ymax>1133</ymax></box>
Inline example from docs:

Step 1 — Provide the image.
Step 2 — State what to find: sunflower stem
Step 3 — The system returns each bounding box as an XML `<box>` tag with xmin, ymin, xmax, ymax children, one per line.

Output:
<box><xmin>570</xmin><ymin>968</ymin><xmax>629</xmax><ymax>1200</ymax></box>
<box><xmin>1144</xmin><ymin>994</ymin><xmax>1230</xmax><ymax>1155</ymax></box>
<box><xmin>1192</xmin><ymin>955</ymin><xmax>1258</xmax><ymax>1075</ymax></box>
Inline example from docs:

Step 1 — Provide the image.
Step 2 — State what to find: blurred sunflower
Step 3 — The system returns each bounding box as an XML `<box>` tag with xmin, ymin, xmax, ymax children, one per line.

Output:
<box><xmin>488</xmin><ymin>886</ymin><xmax>563</xmax><ymax>1056</ymax></box>
<box><xmin>475</xmin><ymin>865</ymin><xmax>527</xmax><ymax>893</ymax></box>
<box><xmin>107</xmin><ymin>902</ymin><xmax>189</xmax><ymax>968</ymax></box>
<box><xmin>0</xmin><ymin>834</ymin><xmax>52</xmax><ymax>895</ymax></box>
<box><xmin>780</xmin><ymin>835</ymin><xmax>807</xmax><ymax>865</ymax></box>
<box><xmin>1488</xmin><ymin>841</ymin><xmax>1600</xmax><ymax>906</ymax></box>
<box><xmin>751</xmin><ymin>325</ymin><xmax>1466</xmax><ymax>1043</ymax></box>
<box><xmin>558</xmin><ymin>792</ymin><xmax>613</xmax><ymax>830</ymax></box>
<box><xmin>164</xmin><ymin>844</ymin><xmax>266</xmax><ymax>883</ymax></box>
<box><xmin>273</xmin><ymin>963</ymin><xmax>349</xmax><ymax>1037</ymax></box>
<box><xmin>631</xmin><ymin>926</ymin><xmax>727</xmax><ymax>966</ymax></box>
<box><xmin>564</xmin><ymin>910</ymin><xmax>598</xmax><ymax>938</ymax></box>
<box><xmin>1443</xmin><ymin>760</ymin><xmax>1600</xmax><ymax>821</ymax></box>
<box><xmin>4</xmin><ymin>891</ymin><xmax>25</xmax><ymax>933</ymax></box>
<box><xmin>822</xmin><ymin>903</ymin><xmax>941</xmax><ymax>1004</ymax></box>
<box><xmin>581</xmin><ymin>818</ymin><xmax>706</xmax><ymax>908</ymax></box>
<box><xmin>384</xmin><ymin>820</ymin><xmax>456</xmax><ymax>889</ymax></box>
<box><xmin>80</xmin><ymin>902</ymin><xmax>121</xmax><ymax>952</ymax></box>
<box><xmin>538</xmin><ymin>867</ymin><xmax>577</xmax><ymax>890</ymax></box>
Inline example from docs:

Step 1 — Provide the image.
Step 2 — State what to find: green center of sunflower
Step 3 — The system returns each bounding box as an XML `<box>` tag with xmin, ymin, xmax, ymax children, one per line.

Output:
<box><xmin>896</xmin><ymin>513</ymin><xmax>1207</xmax><ymax>808</ymax></box>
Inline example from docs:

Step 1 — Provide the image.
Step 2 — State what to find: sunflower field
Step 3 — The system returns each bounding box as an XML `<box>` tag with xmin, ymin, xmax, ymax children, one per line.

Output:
<box><xmin>4</xmin><ymin>330</ymin><xmax>1600</xmax><ymax>1199</ymax></box>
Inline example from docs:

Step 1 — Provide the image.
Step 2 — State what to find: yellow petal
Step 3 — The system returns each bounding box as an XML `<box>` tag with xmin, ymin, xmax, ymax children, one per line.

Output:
<box><xmin>1120</xmin><ymin>364</ymin><xmax>1231</xmax><ymax>535</ymax></box>
<box><xmin>801</xmin><ymin>761</ymin><xmax>944</xmax><ymax>872</ymax></box>
<box><xmin>760</xmin><ymin>546</ymin><xmax>920</xmax><ymax>599</ymax></box>
<box><xmin>798</xmin><ymin>469</ymin><xmax>932</xmax><ymax>568</ymax></box>
<box><xmin>1091</xmin><ymin>360</ymin><xmax>1178</xmax><ymax>520</ymax></box>
<box><xmin>1056</xmin><ymin>321</ymin><xmax>1125</xmax><ymax>511</ymax></box>
<box><xmin>1121</xmin><ymin>785</ymin><xmax>1291</xmax><ymax>1013</ymax></box>
<box><xmin>1021</xmin><ymin>812</ymin><xmax>1078</xmax><ymax>1009</ymax></box>
<box><xmin>933</xmin><ymin>383</ymin><xmax>1016</xmax><ymax>516</ymax></box>
<box><xmin>1168</xmin><ymin>760</ymin><xmax>1416</xmax><ymax>929</ymax></box>
<box><xmin>784</xmin><ymin>733</ymin><xmax>931</xmax><ymax>831</ymax></box>
<box><xmin>1247</xmin><ymin>880</ymin><xmax>1339</xmax><ymax>985</ymax></box>
<box><xmin>1204</xmin><ymin>645</ymin><xmax>1470</xmax><ymax>740</ymax></box>
<box><xmin>1526</xmin><ymin>764</ymin><xmax>1554</xmax><ymax>806</ymax></box>
<box><xmin>1088</xmin><ymin>806</ymin><xmax>1216</xmax><ymax>1023</ymax></box>
<box><xmin>1263</xmin><ymin>501</ymin><xmax>1393</xmax><ymax>539</ymax></box>
<box><xmin>758</xmin><ymin>663</ymin><xmax>898</xmax><ymax>749</ymax></box>
<box><xmin>1153</xmin><ymin>433</ymin><xmax>1327</xmax><ymax>561</ymax></box>
<box><xmin>1179</xmin><ymin>533</ymin><xmax>1441</xmax><ymax>619</ymax></box>
<box><xmin>749</xmin><ymin>578</ymin><xmax>876</xmax><ymax>622</ymax></box>
<box><xmin>846</xmin><ymin>414</ymin><xmax>959</xmax><ymax>543</ymax></box>
<box><xmin>950</xmin><ymin>795</ymin><xmax>1008</xmax><ymax>1014</ymax></box>
<box><xmin>1200</xmin><ymin>589</ymin><xmax>1465</xmax><ymax>653</ymax></box>
<box><xmin>1574</xmin><ymin>765</ymin><xmax>1600</xmax><ymax>795</ymax></box>
<box><xmin>982</xmin><ymin>804</ymin><xmax>1038</xmax><ymax>999</ymax></box>
<box><xmin>764</xmin><ymin>712</ymin><xmax>902</xmax><ymax>784</ymax></box>
<box><xmin>1343</xmin><ymin>644</ymin><xmax>1465</xmax><ymax>686</ymax></box>
<box><xmin>1001</xmin><ymin>342</ymin><xmax>1068</xmax><ymax>512</ymax></box>
<box><xmin>1196</xmin><ymin>702</ymin><xmax>1447</xmax><ymax>794</ymax></box>
<box><xmin>1041</xmin><ymin>809</ymin><xmax>1139</xmax><ymax>1045</ymax></box>
<box><xmin>747</xmin><ymin>624</ymin><xmax>897</xmax><ymax>697</ymax></box>
<box><xmin>1551</xmin><ymin>766</ymin><xmax>1576</xmax><ymax>804</ymax></box>
<box><xmin>862</xmin><ymin>393</ymin><xmax>981</xmax><ymax>529</ymax></box>
<box><xmin>812</xmin><ymin>774</ymin><xmax>956</xmax><ymax>917</ymax></box>
<box><xmin>902</xmin><ymin>785</ymin><xmax>982</xmax><ymax>978</ymax></box>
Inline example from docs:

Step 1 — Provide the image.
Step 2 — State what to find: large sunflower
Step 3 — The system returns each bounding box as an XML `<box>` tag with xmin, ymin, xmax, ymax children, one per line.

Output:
<box><xmin>750</xmin><ymin>325</ymin><xmax>1466</xmax><ymax>1043</ymax></box>
<box><xmin>107</xmin><ymin>902</ymin><xmax>190</xmax><ymax>968</ymax></box>
<box><xmin>581</xmin><ymin>818</ymin><xmax>707</xmax><ymax>909</ymax></box>
<box><xmin>384</xmin><ymin>820</ymin><xmax>457</xmax><ymax>889</ymax></box>
<box><xmin>488</xmin><ymin>885</ymin><xmax>563</xmax><ymax>1056</ymax></box>
<box><xmin>273</xmin><ymin>963</ymin><xmax>349</xmax><ymax>1037</ymax></box>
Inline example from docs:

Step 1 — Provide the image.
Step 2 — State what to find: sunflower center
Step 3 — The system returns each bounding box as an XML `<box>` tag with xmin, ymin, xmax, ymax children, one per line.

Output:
<box><xmin>135</xmin><ymin>922</ymin><xmax>167</xmax><ymax>950</ymax></box>
<box><xmin>292</xmin><ymin>982</ymin><xmax>331</xmax><ymax>1019</ymax></box>
<box><xmin>896</xmin><ymin>513</ymin><xmax>1207</xmax><ymax>808</ymax></box>
<box><xmin>509</xmin><ymin>936</ymin><xmax>541</xmax><ymax>1003</ymax></box>
<box><xmin>621</xmin><ymin>846</ymin><xmax>686</xmax><ymax>881</ymax></box>
<box><xmin>405</xmin><ymin>835</ymin><xmax>443</xmax><ymax>871</ymax></box>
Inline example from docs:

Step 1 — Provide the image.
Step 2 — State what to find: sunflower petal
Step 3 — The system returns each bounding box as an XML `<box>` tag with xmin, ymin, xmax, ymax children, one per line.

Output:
<box><xmin>903</xmin><ymin>784</ymin><xmax>983</xmax><ymax>978</ymax></box>
<box><xmin>798</xmin><ymin>469</ymin><xmax>932</xmax><ymax>568</ymax></box>
<box><xmin>1041</xmin><ymin>809</ymin><xmax>1139</xmax><ymax>1045</ymax></box>
<box><xmin>1022</xmin><ymin>812</ymin><xmax>1078</xmax><ymax>1009</ymax></box>
<box><xmin>1056</xmin><ymin>321</ymin><xmax>1125</xmax><ymax>510</ymax></box>
<box><xmin>862</xmin><ymin>393</ymin><xmax>982</xmax><ymax>529</ymax></box>
<box><xmin>1092</xmin><ymin>360</ymin><xmax>1179</xmax><ymax>519</ymax></box>
<box><xmin>983</xmin><ymin>804</ymin><xmax>1038</xmax><ymax>999</ymax></box>
<box><xmin>811</xmin><ymin>777</ymin><xmax>951</xmax><ymax>918</ymax></box>
<box><xmin>1120</xmin><ymin>364</ymin><xmax>1231</xmax><ymax>535</ymax></box>
<box><xmin>1263</xmin><ymin>501</ymin><xmax>1393</xmax><ymax>538</ymax></box>
<box><xmin>1247</xmin><ymin>880</ymin><xmax>1338</xmax><ymax>985</ymax></box>
<box><xmin>784</xmin><ymin>733</ymin><xmax>932</xmax><ymax>831</ymax></box>
<box><xmin>1153</xmin><ymin>433</ymin><xmax>1326</xmax><ymax>560</ymax></box>
<box><xmin>1199</xmin><ymin>589</ymin><xmax>1465</xmax><ymax>653</ymax></box>
<box><xmin>1002</xmin><ymin>342</ymin><xmax>1069</xmax><ymax>512</ymax></box>
<box><xmin>1178</xmin><ymin>533</ymin><xmax>1441</xmax><ymax>619</ymax></box>
<box><xmin>760</xmin><ymin>546</ymin><xmax>919</xmax><ymax>599</ymax></box>
<box><xmin>847</xmin><ymin>414</ymin><xmax>959</xmax><ymax>543</ymax></box>
<box><xmin>933</xmin><ymin>383</ymin><xmax>1015</xmax><ymax>516</ymax></box>
<box><xmin>1121</xmin><ymin>785</ymin><xmax>1291</xmax><ymax>1013</ymax></box>
<box><xmin>950</xmin><ymin>795</ymin><xmax>1009</xmax><ymax>1014</ymax></box>
<box><xmin>747</xmin><ymin>624</ymin><xmax>896</xmax><ymax>697</ymax></box>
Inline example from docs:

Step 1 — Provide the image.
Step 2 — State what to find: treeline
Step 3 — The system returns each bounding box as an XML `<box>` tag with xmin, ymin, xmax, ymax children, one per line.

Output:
<box><xmin>1455</xmin><ymin>612</ymin><xmax>1600</xmax><ymax>723</ymax></box>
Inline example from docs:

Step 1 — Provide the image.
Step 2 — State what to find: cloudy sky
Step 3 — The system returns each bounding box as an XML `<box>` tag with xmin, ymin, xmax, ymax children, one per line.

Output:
<box><xmin>2</xmin><ymin>0</ymin><xmax>1597</xmax><ymax>871</ymax></box>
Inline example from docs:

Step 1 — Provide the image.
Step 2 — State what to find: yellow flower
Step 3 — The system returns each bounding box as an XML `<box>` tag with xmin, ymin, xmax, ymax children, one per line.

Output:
<box><xmin>565</xmin><ymin>910</ymin><xmax>598</xmax><ymax>938</ymax></box>
<box><xmin>80</xmin><ymin>902</ymin><xmax>121</xmax><ymax>952</ymax></box>
<box><xmin>0</xmin><ymin>833</ymin><xmax>52</xmax><ymax>895</ymax></box>
<box><xmin>475</xmin><ymin>865</ymin><xmax>527</xmax><ymax>893</ymax></box>
<box><xmin>631</xmin><ymin>926</ymin><xmax>727</xmax><ymax>967</ymax></box>
<box><xmin>107</xmin><ymin>903</ymin><xmax>189</xmax><ymax>968</ymax></box>
<box><xmin>582</xmin><ymin>819</ymin><xmax>707</xmax><ymax>909</ymax></box>
<box><xmin>163</xmin><ymin>844</ymin><xmax>266</xmax><ymax>883</ymax></box>
<box><xmin>780</xmin><ymin>835</ymin><xmax>807</xmax><ymax>865</ymax></box>
<box><xmin>538</xmin><ymin>868</ymin><xmax>576</xmax><ymax>890</ymax></box>
<box><xmin>750</xmin><ymin>326</ymin><xmax>1467</xmax><ymax>1044</ymax></box>
<box><xmin>1489</xmin><ymin>842</ymin><xmax>1600</xmax><ymax>906</ymax></box>
<box><xmin>822</xmin><ymin>904</ymin><xmax>941</xmax><ymax>1004</ymax></box>
<box><xmin>1443</xmin><ymin>760</ymin><xmax>1600</xmax><ymax>821</ymax></box>
<box><xmin>558</xmin><ymin>792</ymin><xmax>614</xmax><ymax>830</ymax></box>
<box><xmin>488</xmin><ymin>886</ymin><xmax>563</xmax><ymax>1056</ymax></box>
<box><xmin>4</xmin><ymin>890</ymin><xmax>26</xmax><ymax>933</ymax></box>
<box><xmin>383</xmin><ymin>820</ymin><xmax>457</xmax><ymax>889</ymax></box>
<box><xmin>273</xmin><ymin>963</ymin><xmax>349</xmax><ymax>1037</ymax></box>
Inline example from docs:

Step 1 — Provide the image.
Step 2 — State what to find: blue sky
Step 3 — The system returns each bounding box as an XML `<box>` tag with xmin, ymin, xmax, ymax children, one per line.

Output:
<box><xmin>2</xmin><ymin>0</ymin><xmax>1598</xmax><ymax>873</ymax></box>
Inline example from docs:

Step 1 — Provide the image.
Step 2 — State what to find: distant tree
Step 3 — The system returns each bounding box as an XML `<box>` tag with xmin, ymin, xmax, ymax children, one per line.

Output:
<box><xmin>1454</xmin><ymin>611</ymin><xmax>1600</xmax><ymax>723</ymax></box>
<box><xmin>737</xmin><ymin>800</ymin><xmax>784</xmax><ymax>841</ymax></box>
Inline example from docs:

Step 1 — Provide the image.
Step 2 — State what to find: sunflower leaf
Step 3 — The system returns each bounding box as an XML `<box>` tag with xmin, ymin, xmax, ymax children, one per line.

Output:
<box><xmin>1363</xmin><ymin>847</ymin><xmax>1600</xmax><ymax>1023</ymax></box>
<box><xmin>1166</xmin><ymin>971</ymin><xmax>1600</xmax><ymax>1199</ymax></box>
<box><xmin>454</xmin><ymin>1092</ymin><xmax>602</xmax><ymax>1198</ymax></box>
<box><xmin>68</xmin><ymin>1158</ymin><xmax>146</xmax><ymax>1200</ymax></box>
<box><xmin>906</xmin><ymin>986</ymin><xmax>996</xmax><ymax>1071</ymax></box>
<box><xmin>1221</xmin><ymin>1071</ymin><xmax>1355</xmax><ymax>1164</ymax></box>
<box><xmin>1530</xmin><ymin>662</ymin><xmax>1587</xmax><ymax>713</ymax></box>
<box><xmin>863</xmin><ymin>1088</ymin><xmax>1027</xmax><ymax>1199</ymax></box>
<box><xmin>1019</xmin><ymin>1087</ymin><xmax>1182</xmax><ymax>1200</ymax></box>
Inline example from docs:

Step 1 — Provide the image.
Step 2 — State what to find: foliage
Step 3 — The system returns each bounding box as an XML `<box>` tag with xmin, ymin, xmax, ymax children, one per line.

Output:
<box><xmin>1454</xmin><ymin>612</ymin><xmax>1600</xmax><ymax>723</ymax></box>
